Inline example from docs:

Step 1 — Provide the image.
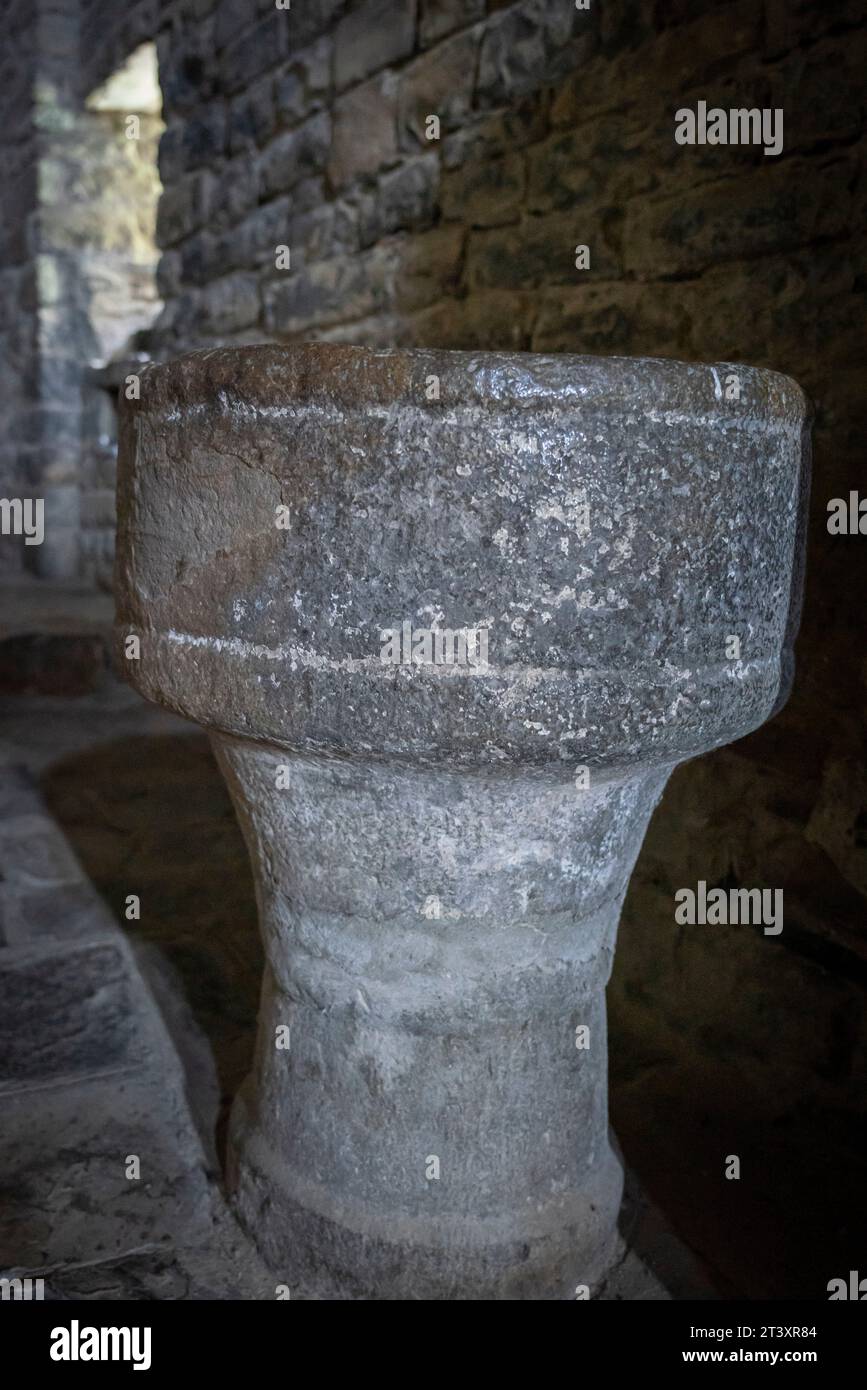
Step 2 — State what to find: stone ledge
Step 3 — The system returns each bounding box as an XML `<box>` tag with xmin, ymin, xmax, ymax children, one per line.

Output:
<box><xmin>0</xmin><ymin>577</ymin><xmax>115</xmax><ymax>696</ymax></box>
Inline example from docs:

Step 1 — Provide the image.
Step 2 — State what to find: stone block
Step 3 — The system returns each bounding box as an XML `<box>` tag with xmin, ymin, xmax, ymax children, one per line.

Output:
<box><xmin>158</xmin><ymin>21</ymin><xmax>219</xmax><ymax>114</ymax></box>
<box><xmin>1</xmin><ymin>880</ymin><xmax>116</xmax><ymax>949</ymax></box>
<box><xmin>263</xmin><ymin>246</ymin><xmax>397</xmax><ymax>333</ymax></box>
<box><xmin>181</xmin><ymin>230</ymin><xmax>219</xmax><ymax>286</ymax></box>
<box><xmin>282</xmin><ymin>201</ymin><xmax>358</xmax><ymax>266</ymax></box>
<box><xmin>274</xmin><ymin>37</ymin><xmax>331</xmax><ymax>128</ymax></box>
<box><xmin>197</xmin><ymin>272</ymin><xmax>260</xmax><ymax>336</ymax></box>
<box><xmin>623</xmin><ymin>156</ymin><xmax>854</xmax><ymax>279</ymax></box>
<box><xmin>282</xmin><ymin>0</ymin><xmax>345</xmax><ymax>47</ymax></box>
<box><xmin>551</xmin><ymin>0</ymin><xmax>759</xmax><ymax>126</ymax></box>
<box><xmin>771</xmin><ymin>33</ymin><xmax>867</xmax><ymax>155</ymax></box>
<box><xmin>210</xmin><ymin>154</ymin><xmax>260</xmax><ymax>229</ymax></box>
<box><xmin>394</xmin><ymin>223</ymin><xmax>464</xmax><ymax>310</ymax></box>
<box><xmin>466</xmin><ymin>207</ymin><xmax>620</xmax><ymax>290</ymax></box>
<box><xmin>525</xmin><ymin>115</ymin><xmax>653</xmax><ymax>214</ymax></box>
<box><xmin>442</xmin><ymin>96</ymin><xmax>548</xmax><ymax>172</ymax></box>
<box><xmin>476</xmin><ymin>0</ymin><xmax>595</xmax><ymax>108</ymax></box>
<box><xmin>260</xmin><ymin>111</ymin><xmax>330</xmax><ymax>197</ymax></box>
<box><xmin>358</xmin><ymin>154</ymin><xmax>439</xmax><ymax>244</ymax></box>
<box><xmin>234</xmin><ymin>196</ymin><xmax>294</xmax><ymax>270</ymax></box>
<box><xmin>0</xmin><ymin>768</ymin><xmax>42</xmax><ymax>821</ymax></box>
<box><xmin>398</xmin><ymin>26</ymin><xmax>479</xmax><ymax>148</ymax></box>
<box><xmin>156</xmin><ymin>172</ymin><xmax>213</xmax><ymax>249</ymax></box>
<box><xmin>335</xmin><ymin>0</ymin><xmax>416</xmax><ymax>90</ymax></box>
<box><xmin>329</xmin><ymin>73</ymin><xmax>398</xmax><ymax>187</ymax></box>
<box><xmin>419</xmin><ymin>0</ymin><xmax>484</xmax><ymax>47</ymax></box>
<box><xmin>0</xmin><ymin>941</ymin><xmax>145</xmax><ymax>1091</ymax></box>
<box><xmin>531</xmin><ymin>281</ymin><xmax>692</xmax><ymax>358</ymax></box>
<box><xmin>227</xmin><ymin>77</ymin><xmax>276</xmax><ymax>154</ymax></box>
<box><xmin>0</xmin><ymin>1072</ymin><xmax>211</xmax><ymax>1267</ymax></box>
<box><xmin>764</xmin><ymin>0</ymin><xmax>864</xmax><ymax>59</ymax></box>
<box><xmin>441</xmin><ymin>149</ymin><xmax>524</xmax><ymax>226</ymax></box>
<box><xmin>154</xmin><ymin>250</ymin><xmax>180</xmax><ymax>304</ymax></box>
<box><xmin>215</xmin><ymin>0</ymin><xmax>260</xmax><ymax>51</ymax></box>
<box><xmin>221</xmin><ymin>12</ymin><xmax>287</xmax><ymax>94</ymax></box>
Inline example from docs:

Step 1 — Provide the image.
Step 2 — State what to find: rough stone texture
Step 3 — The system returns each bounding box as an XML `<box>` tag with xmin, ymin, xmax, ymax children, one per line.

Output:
<box><xmin>0</xmin><ymin>764</ymin><xmax>274</xmax><ymax>1298</ymax></box>
<box><xmin>114</xmin><ymin>343</ymin><xmax>809</xmax><ymax>1298</ymax></box>
<box><xmin>0</xmin><ymin>0</ymin><xmax>40</xmax><ymax>578</ymax></box>
<box><xmin>0</xmin><ymin>0</ymin><xmax>163</xmax><ymax>586</ymax></box>
<box><xmin>0</xmin><ymin>575</ymin><xmax>114</xmax><ymax>694</ymax></box>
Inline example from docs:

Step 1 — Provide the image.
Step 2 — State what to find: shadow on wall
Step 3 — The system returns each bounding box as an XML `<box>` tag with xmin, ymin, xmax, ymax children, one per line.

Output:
<box><xmin>611</xmin><ymin>739</ymin><xmax>867</xmax><ymax>1301</ymax></box>
<box><xmin>39</xmin><ymin>726</ymin><xmax>867</xmax><ymax>1301</ymax></box>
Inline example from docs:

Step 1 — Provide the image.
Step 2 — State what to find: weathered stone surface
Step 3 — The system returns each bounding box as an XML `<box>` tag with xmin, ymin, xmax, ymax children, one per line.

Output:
<box><xmin>334</xmin><ymin>0</ymin><xmax>417</xmax><ymax>90</ymax></box>
<box><xmin>406</xmin><ymin>288</ymin><xmax>537</xmax><ymax>350</ymax></box>
<box><xmin>465</xmin><ymin>208</ymin><xmax>621</xmax><ymax>289</ymax></box>
<box><xmin>358</xmin><ymin>153</ymin><xmax>438</xmax><ymax>244</ymax></box>
<box><xmin>419</xmin><ymin>0</ymin><xmax>484</xmax><ymax>47</ymax></box>
<box><xmin>260</xmin><ymin>111</ymin><xmax>330</xmax><ymax>198</ymax></box>
<box><xmin>476</xmin><ymin>0</ymin><xmax>595</xmax><ymax>107</ymax></box>
<box><xmin>329</xmin><ymin>73</ymin><xmax>398</xmax><ymax>188</ymax></box>
<box><xmin>0</xmin><ymin>942</ymin><xmax>147</xmax><ymax>1090</ymax></box>
<box><xmin>197</xmin><ymin>272</ymin><xmax>260</xmax><ymax>336</ymax></box>
<box><xmin>0</xmin><ymin>765</ymin><xmax>274</xmax><ymax>1297</ymax></box>
<box><xmin>115</xmin><ymin>344</ymin><xmax>809</xmax><ymax>1298</ymax></box>
<box><xmin>394</xmin><ymin>223</ymin><xmax>464</xmax><ymax>310</ymax></box>
<box><xmin>274</xmin><ymin>37</ymin><xmax>331</xmax><ymax>128</ymax></box>
<box><xmin>262</xmin><ymin>248</ymin><xmax>396</xmax><ymax>334</ymax></box>
<box><xmin>156</xmin><ymin>172</ymin><xmax>214</xmax><ymax>249</ymax></box>
<box><xmin>623</xmin><ymin>157</ymin><xmax>854</xmax><ymax>280</ymax></box>
<box><xmin>226</xmin><ymin>77</ymin><xmax>275</xmax><ymax>155</ymax></box>
<box><xmin>160</xmin><ymin>108</ymin><xmax>226</xmax><ymax>181</ymax></box>
<box><xmin>220</xmin><ymin>13</ymin><xmax>287</xmax><ymax>95</ymax></box>
<box><xmin>441</xmin><ymin>149</ymin><xmax>525</xmax><ymax>226</ymax></box>
<box><xmin>211</xmin><ymin>155</ymin><xmax>260</xmax><ymax>231</ymax></box>
<box><xmin>398</xmin><ymin>27</ymin><xmax>479</xmax><ymax>147</ymax></box>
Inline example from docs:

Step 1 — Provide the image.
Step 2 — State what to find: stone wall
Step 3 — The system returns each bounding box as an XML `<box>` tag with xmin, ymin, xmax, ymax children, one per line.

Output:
<box><xmin>0</xmin><ymin>0</ymin><xmax>39</xmax><ymax>575</ymax></box>
<box><xmin>0</xmin><ymin>1</ymin><xmax>162</xmax><ymax>583</ymax></box>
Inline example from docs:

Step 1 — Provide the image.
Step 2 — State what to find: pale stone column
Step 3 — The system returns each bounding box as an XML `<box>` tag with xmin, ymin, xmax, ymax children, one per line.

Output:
<box><xmin>115</xmin><ymin>345</ymin><xmax>809</xmax><ymax>1299</ymax></box>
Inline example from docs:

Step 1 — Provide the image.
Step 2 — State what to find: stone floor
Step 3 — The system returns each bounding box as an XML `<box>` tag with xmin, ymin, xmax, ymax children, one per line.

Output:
<box><xmin>0</xmin><ymin>762</ymin><xmax>276</xmax><ymax>1299</ymax></box>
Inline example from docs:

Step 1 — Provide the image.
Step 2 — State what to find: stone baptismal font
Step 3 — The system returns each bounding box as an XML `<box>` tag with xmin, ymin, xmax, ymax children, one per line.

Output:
<box><xmin>115</xmin><ymin>344</ymin><xmax>809</xmax><ymax>1299</ymax></box>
